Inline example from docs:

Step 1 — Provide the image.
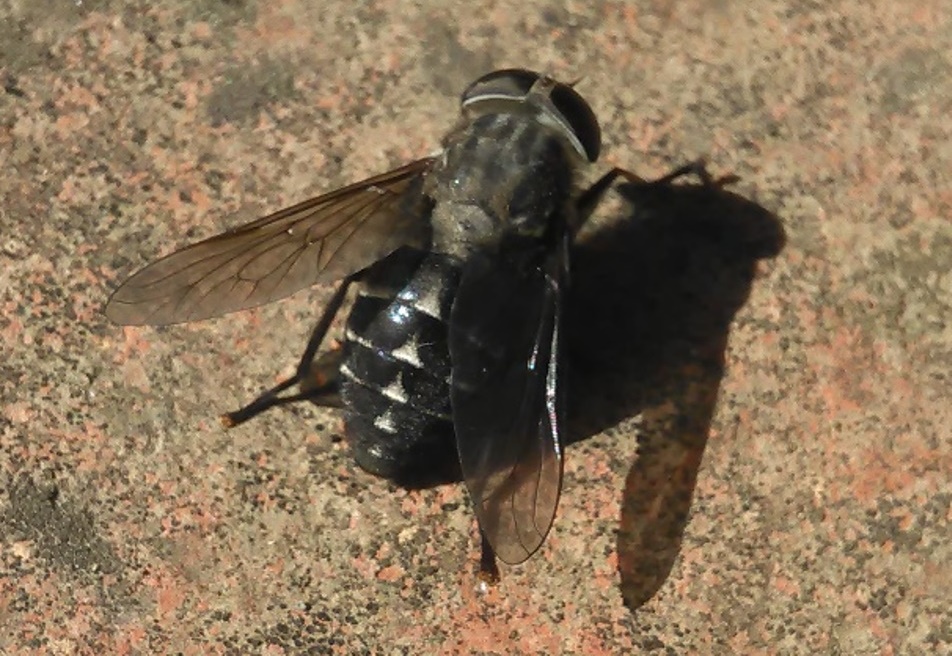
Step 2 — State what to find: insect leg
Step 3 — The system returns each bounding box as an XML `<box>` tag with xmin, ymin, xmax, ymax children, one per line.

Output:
<box><xmin>220</xmin><ymin>276</ymin><xmax>355</xmax><ymax>427</ymax></box>
<box><xmin>478</xmin><ymin>529</ymin><xmax>501</xmax><ymax>584</ymax></box>
<box><xmin>643</xmin><ymin>159</ymin><xmax>739</xmax><ymax>187</ymax></box>
<box><xmin>575</xmin><ymin>167</ymin><xmax>648</xmax><ymax>228</ymax></box>
<box><xmin>576</xmin><ymin>159</ymin><xmax>739</xmax><ymax>229</ymax></box>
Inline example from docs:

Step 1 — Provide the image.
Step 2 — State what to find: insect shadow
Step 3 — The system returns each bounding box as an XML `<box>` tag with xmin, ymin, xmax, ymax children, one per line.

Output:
<box><xmin>565</xmin><ymin>175</ymin><xmax>786</xmax><ymax>610</ymax></box>
<box><xmin>260</xmin><ymin>167</ymin><xmax>785</xmax><ymax>596</ymax></box>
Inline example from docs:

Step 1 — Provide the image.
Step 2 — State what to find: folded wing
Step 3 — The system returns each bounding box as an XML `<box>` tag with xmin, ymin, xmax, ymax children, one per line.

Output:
<box><xmin>449</xmin><ymin>246</ymin><xmax>565</xmax><ymax>564</ymax></box>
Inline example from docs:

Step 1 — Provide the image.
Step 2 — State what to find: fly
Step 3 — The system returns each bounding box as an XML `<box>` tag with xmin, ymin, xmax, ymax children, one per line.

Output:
<box><xmin>105</xmin><ymin>68</ymin><xmax>703</xmax><ymax>581</ymax></box>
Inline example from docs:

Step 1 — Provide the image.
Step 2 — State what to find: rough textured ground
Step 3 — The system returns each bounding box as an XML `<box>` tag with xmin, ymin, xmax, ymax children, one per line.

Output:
<box><xmin>1</xmin><ymin>1</ymin><xmax>949</xmax><ymax>654</ymax></box>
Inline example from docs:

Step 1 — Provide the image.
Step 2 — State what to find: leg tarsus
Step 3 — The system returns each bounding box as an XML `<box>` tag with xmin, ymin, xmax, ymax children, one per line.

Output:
<box><xmin>477</xmin><ymin>530</ymin><xmax>501</xmax><ymax>585</ymax></box>
<box><xmin>575</xmin><ymin>160</ymin><xmax>738</xmax><ymax>232</ymax></box>
<box><xmin>647</xmin><ymin>158</ymin><xmax>739</xmax><ymax>188</ymax></box>
<box><xmin>221</xmin><ymin>376</ymin><xmax>300</xmax><ymax>427</ymax></box>
<box><xmin>220</xmin><ymin>345</ymin><xmax>344</xmax><ymax>427</ymax></box>
<box><xmin>220</xmin><ymin>277</ymin><xmax>354</xmax><ymax>428</ymax></box>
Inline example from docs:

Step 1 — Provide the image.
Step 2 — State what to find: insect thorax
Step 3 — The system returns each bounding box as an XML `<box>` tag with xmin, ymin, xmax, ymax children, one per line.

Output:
<box><xmin>428</xmin><ymin>112</ymin><xmax>581</xmax><ymax>259</ymax></box>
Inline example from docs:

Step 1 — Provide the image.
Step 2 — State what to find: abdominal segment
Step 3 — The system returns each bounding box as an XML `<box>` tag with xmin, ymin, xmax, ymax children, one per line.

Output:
<box><xmin>339</xmin><ymin>250</ymin><xmax>461</xmax><ymax>485</ymax></box>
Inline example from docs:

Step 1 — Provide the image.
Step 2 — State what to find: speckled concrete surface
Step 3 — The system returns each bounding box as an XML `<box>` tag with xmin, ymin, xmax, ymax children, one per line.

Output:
<box><xmin>1</xmin><ymin>1</ymin><xmax>949</xmax><ymax>654</ymax></box>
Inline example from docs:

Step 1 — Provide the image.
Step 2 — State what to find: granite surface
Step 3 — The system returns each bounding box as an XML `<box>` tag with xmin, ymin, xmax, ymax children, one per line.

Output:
<box><xmin>1</xmin><ymin>1</ymin><xmax>949</xmax><ymax>653</ymax></box>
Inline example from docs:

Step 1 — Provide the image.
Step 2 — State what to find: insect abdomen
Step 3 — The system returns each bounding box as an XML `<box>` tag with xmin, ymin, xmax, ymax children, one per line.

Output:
<box><xmin>339</xmin><ymin>250</ymin><xmax>461</xmax><ymax>485</ymax></box>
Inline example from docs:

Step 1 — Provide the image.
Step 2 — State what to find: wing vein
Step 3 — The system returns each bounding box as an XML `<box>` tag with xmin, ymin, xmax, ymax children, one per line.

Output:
<box><xmin>105</xmin><ymin>158</ymin><xmax>434</xmax><ymax>325</ymax></box>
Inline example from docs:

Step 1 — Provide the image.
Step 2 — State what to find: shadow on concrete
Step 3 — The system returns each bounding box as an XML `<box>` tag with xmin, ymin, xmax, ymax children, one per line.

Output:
<box><xmin>565</xmin><ymin>172</ymin><xmax>785</xmax><ymax>610</ymax></box>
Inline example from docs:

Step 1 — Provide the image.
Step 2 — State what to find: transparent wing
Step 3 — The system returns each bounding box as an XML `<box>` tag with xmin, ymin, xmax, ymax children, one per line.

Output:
<box><xmin>105</xmin><ymin>158</ymin><xmax>435</xmax><ymax>325</ymax></box>
<box><xmin>449</xmin><ymin>245</ymin><xmax>565</xmax><ymax>565</ymax></box>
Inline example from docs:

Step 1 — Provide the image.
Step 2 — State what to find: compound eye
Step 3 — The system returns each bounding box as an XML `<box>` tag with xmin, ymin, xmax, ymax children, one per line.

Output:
<box><xmin>461</xmin><ymin>69</ymin><xmax>540</xmax><ymax>107</ymax></box>
<box><xmin>550</xmin><ymin>84</ymin><xmax>601</xmax><ymax>162</ymax></box>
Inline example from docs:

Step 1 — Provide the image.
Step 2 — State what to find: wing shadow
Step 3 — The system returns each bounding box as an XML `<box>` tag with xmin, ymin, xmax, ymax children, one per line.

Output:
<box><xmin>565</xmin><ymin>175</ymin><xmax>786</xmax><ymax>609</ymax></box>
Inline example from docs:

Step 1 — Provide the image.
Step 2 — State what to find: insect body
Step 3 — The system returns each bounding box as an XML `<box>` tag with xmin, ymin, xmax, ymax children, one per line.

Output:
<box><xmin>340</xmin><ymin>248</ymin><xmax>459</xmax><ymax>483</ymax></box>
<box><xmin>106</xmin><ymin>69</ymin><xmax>651</xmax><ymax>576</ymax></box>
